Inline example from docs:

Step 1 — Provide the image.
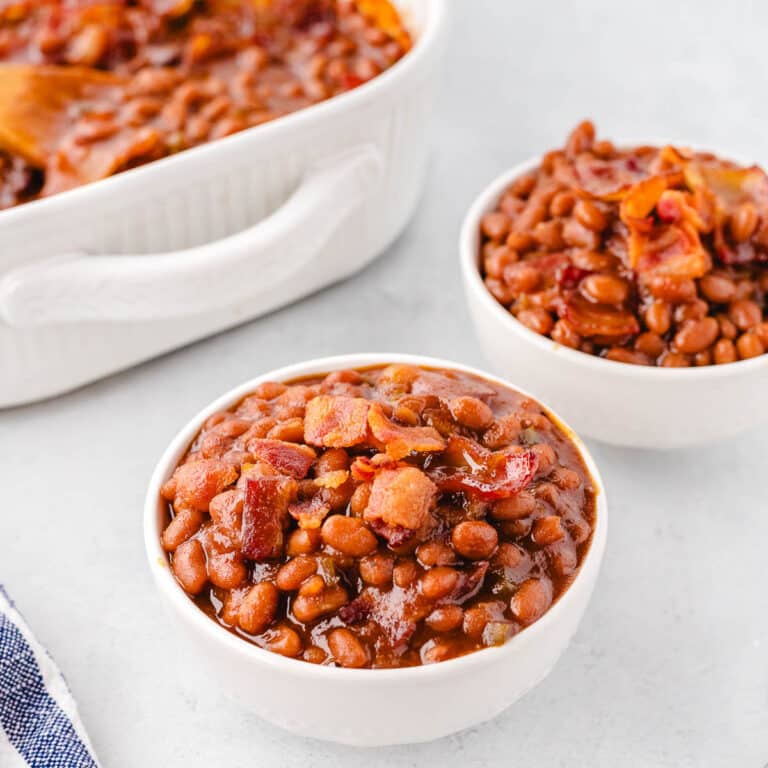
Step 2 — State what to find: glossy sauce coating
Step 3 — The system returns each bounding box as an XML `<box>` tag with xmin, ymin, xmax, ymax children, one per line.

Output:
<box><xmin>480</xmin><ymin>122</ymin><xmax>768</xmax><ymax>366</ymax></box>
<box><xmin>160</xmin><ymin>365</ymin><xmax>596</xmax><ymax>668</ymax></box>
<box><xmin>0</xmin><ymin>0</ymin><xmax>410</xmax><ymax>207</ymax></box>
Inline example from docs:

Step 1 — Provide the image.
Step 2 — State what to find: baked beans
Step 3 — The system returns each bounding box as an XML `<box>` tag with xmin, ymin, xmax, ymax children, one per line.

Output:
<box><xmin>161</xmin><ymin>364</ymin><xmax>596</xmax><ymax>668</ymax></box>
<box><xmin>480</xmin><ymin>122</ymin><xmax>768</xmax><ymax>366</ymax></box>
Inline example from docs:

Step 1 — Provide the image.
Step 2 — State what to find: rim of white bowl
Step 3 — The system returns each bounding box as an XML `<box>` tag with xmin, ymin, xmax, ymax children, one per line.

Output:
<box><xmin>459</xmin><ymin>150</ymin><xmax>768</xmax><ymax>381</ymax></box>
<box><xmin>144</xmin><ymin>353</ymin><xmax>608</xmax><ymax>681</ymax></box>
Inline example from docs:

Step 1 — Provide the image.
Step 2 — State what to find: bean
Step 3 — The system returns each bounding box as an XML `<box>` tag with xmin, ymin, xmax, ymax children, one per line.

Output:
<box><xmin>451</xmin><ymin>521</ymin><xmax>498</xmax><ymax>560</ymax></box>
<box><xmin>425</xmin><ymin>606</ymin><xmax>464</xmax><ymax>633</ymax></box>
<box><xmin>420</xmin><ymin>566</ymin><xmax>460</xmax><ymax>600</ymax></box>
<box><xmin>315</xmin><ymin>448</ymin><xmax>350</xmax><ymax>475</ymax></box>
<box><xmin>393</xmin><ymin>560</ymin><xmax>420</xmax><ymax>588</ymax></box>
<box><xmin>506</xmin><ymin>231</ymin><xmax>534</xmax><ymax>252</ymax></box>
<box><xmin>694</xmin><ymin>350</ymin><xmax>712</xmax><ymax>366</ymax></box>
<box><xmin>463</xmin><ymin>601</ymin><xmax>506</xmax><ymax>640</ymax></box>
<box><xmin>359</xmin><ymin>553</ymin><xmax>394</xmax><ymax>586</ymax></box>
<box><xmin>565</xmin><ymin>120</ymin><xmax>595</xmax><ymax>155</ymax></box>
<box><xmin>208</xmin><ymin>552</ymin><xmax>247</xmax><ymax>590</ymax></box>
<box><xmin>484</xmin><ymin>245</ymin><xmax>518</xmax><ymax>278</ymax></box>
<box><xmin>531</xmin><ymin>443</ymin><xmax>557</xmax><ymax>475</ymax></box>
<box><xmin>700</xmin><ymin>273</ymin><xmax>736</xmax><ymax>304</ymax></box>
<box><xmin>736</xmin><ymin>331</ymin><xmax>765</xmax><ymax>359</ymax></box>
<box><xmin>162</xmin><ymin>507</ymin><xmax>204</xmax><ymax>551</ymax></box>
<box><xmin>286</xmin><ymin>528</ymin><xmax>321</xmax><ymax>556</ymax></box>
<box><xmin>729</xmin><ymin>299</ymin><xmax>762</xmax><ymax>330</ymax></box>
<box><xmin>490</xmin><ymin>491</ymin><xmax>536</xmax><ymax>520</ymax></box>
<box><xmin>532</xmin><ymin>219</ymin><xmax>564</xmax><ymax>250</ymax></box>
<box><xmin>647</xmin><ymin>276</ymin><xmax>696</xmax><ymax>303</ymax></box>
<box><xmin>548</xmin><ymin>539</ymin><xmax>578</xmax><ymax>577</ymax></box>
<box><xmin>503</xmin><ymin>262</ymin><xmax>540</xmax><ymax>294</ymax></box>
<box><xmin>509</xmin><ymin>173</ymin><xmax>537</xmax><ymax>198</ymax></box>
<box><xmin>574</xmin><ymin>199</ymin><xmax>607</xmax><ymax>232</ymax></box>
<box><xmin>266</xmin><ymin>626</ymin><xmax>303</xmax><ymax>658</ymax></box>
<box><xmin>634</xmin><ymin>332</ymin><xmax>665</xmax><ymax>359</ymax></box>
<box><xmin>673</xmin><ymin>317</ymin><xmax>719</xmax><ymax>354</ymax></box>
<box><xmin>755</xmin><ymin>322</ymin><xmax>768</xmax><ymax>348</ymax></box>
<box><xmin>449</xmin><ymin>396</ymin><xmax>495</xmax><ymax>430</ymax></box>
<box><xmin>729</xmin><ymin>201</ymin><xmax>759</xmax><ymax>242</ymax></box>
<box><xmin>552</xmin><ymin>467</ymin><xmax>581</xmax><ymax>490</ymax></box>
<box><xmin>238</xmin><ymin>582</ymin><xmax>278</xmax><ymax>635</ymax></box>
<box><xmin>511</xmin><ymin>578</ymin><xmax>553</xmax><ymax>624</ymax></box>
<box><xmin>172</xmin><ymin>539</ymin><xmax>208</xmax><ymax>595</ymax></box>
<box><xmin>660</xmin><ymin>352</ymin><xmax>691</xmax><ymax>367</ymax></box>
<box><xmin>328</xmin><ymin>628</ymin><xmax>368</xmax><ymax>668</ymax></box>
<box><xmin>291</xmin><ymin>584</ymin><xmax>348</xmax><ymax>623</ymax></box>
<box><xmin>276</xmin><ymin>556</ymin><xmax>318</xmax><ymax>591</ymax></box>
<box><xmin>481</xmin><ymin>211</ymin><xmax>512</xmax><ymax>241</ymax></box>
<box><xmin>349</xmin><ymin>482</ymin><xmax>372</xmax><ymax>516</ymax></box>
<box><xmin>713</xmin><ymin>338</ymin><xmax>737</xmax><ymax>364</ymax></box>
<box><xmin>550</xmin><ymin>319</ymin><xmax>581</xmax><ymax>349</ymax></box>
<box><xmin>303</xmin><ymin>646</ymin><xmax>328</xmax><ymax>664</ymax></box>
<box><xmin>416</xmin><ymin>540</ymin><xmax>457</xmax><ymax>567</ymax></box>
<box><xmin>562</xmin><ymin>218</ymin><xmax>599</xmax><ymax>249</ymax></box>
<box><xmin>421</xmin><ymin>640</ymin><xmax>455</xmax><ymax>664</ymax></box>
<box><xmin>717</xmin><ymin>314</ymin><xmax>738</xmax><ymax>340</ymax></box>
<box><xmin>321</xmin><ymin>515</ymin><xmax>377</xmax><ymax>556</ymax></box>
<box><xmin>675</xmin><ymin>299</ymin><xmax>708</xmax><ymax>323</ymax></box>
<box><xmin>516</xmin><ymin>308</ymin><xmax>554</xmax><ymax>335</ymax></box>
<box><xmin>550</xmin><ymin>190</ymin><xmax>575</xmax><ymax>217</ymax></box>
<box><xmin>267</xmin><ymin>417</ymin><xmax>305</xmax><ymax>443</ymax></box>
<box><xmin>531</xmin><ymin>515</ymin><xmax>565</xmax><ymax>546</ymax></box>
<box><xmin>644</xmin><ymin>301</ymin><xmax>672</xmax><ymax>335</ymax></box>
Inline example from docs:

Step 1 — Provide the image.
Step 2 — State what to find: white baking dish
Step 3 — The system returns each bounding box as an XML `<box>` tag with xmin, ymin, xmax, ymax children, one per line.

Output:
<box><xmin>144</xmin><ymin>353</ymin><xmax>607</xmax><ymax>746</ymax></box>
<box><xmin>0</xmin><ymin>0</ymin><xmax>448</xmax><ymax>408</ymax></box>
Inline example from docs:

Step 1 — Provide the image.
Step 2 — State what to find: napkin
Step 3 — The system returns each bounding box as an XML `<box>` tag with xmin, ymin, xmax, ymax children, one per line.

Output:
<box><xmin>0</xmin><ymin>586</ymin><xmax>99</xmax><ymax>767</ymax></box>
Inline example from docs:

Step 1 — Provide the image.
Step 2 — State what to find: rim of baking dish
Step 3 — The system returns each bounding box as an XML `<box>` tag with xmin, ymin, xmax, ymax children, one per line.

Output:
<box><xmin>0</xmin><ymin>0</ymin><xmax>449</xmax><ymax>227</ymax></box>
<box><xmin>459</xmin><ymin>150</ymin><xmax>768</xmax><ymax>380</ymax></box>
<box><xmin>144</xmin><ymin>353</ymin><xmax>608</xmax><ymax>681</ymax></box>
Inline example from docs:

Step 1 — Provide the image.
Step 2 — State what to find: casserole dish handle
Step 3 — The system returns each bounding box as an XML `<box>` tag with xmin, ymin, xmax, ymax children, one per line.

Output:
<box><xmin>0</xmin><ymin>144</ymin><xmax>383</xmax><ymax>327</ymax></box>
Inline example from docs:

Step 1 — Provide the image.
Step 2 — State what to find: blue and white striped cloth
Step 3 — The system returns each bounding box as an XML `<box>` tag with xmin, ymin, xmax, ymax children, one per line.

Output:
<box><xmin>0</xmin><ymin>586</ymin><xmax>99</xmax><ymax>767</ymax></box>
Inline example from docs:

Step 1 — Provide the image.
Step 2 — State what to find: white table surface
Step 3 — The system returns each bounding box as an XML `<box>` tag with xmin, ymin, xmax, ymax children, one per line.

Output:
<box><xmin>2</xmin><ymin>1</ymin><xmax>767</xmax><ymax>765</ymax></box>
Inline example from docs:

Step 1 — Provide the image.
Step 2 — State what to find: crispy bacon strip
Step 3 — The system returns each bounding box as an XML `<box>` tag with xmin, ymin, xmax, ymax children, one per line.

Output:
<box><xmin>241</xmin><ymin>476</ymin><xmax>295</xmax><ymax>560</ymax></box>
<box><xmin>560</xmin><ymin>293</ymin><xmax>640</xmax><ymax>338</ymax></box>
<box><xmin>367</xmin><ymin>402</ymin><xmax>446</xmax><ymax>460</ymax></box>
<box><xmin>304</xmin><ymin>395</ymin><xmax>370</xmax><ymax>448</ymax></box>
<box><xmin>246</xmin><ymin>438</ymin><xmax>316</xmax><ymax>478</ymax></box>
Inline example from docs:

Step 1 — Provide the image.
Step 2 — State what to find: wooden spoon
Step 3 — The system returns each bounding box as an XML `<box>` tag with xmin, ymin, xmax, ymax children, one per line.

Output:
<box><xmin>0</xmin><ymin>64</ymin><xmax>123</xmax><ymax>168</ymax></box>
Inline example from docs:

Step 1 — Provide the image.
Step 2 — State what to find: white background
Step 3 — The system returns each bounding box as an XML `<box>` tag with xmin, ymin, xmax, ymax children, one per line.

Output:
<box><xmin>2</xmin><ymin>1</ymin><xmax>767</xmax><ymax>765</ymax></box>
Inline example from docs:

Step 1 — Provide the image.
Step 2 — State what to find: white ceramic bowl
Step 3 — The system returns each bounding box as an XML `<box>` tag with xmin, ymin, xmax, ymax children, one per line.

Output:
<box><xmin>0</xmin><ymin>0</ymin><xmax>447</xmax><ymax>408</ymax></box>
<box><xmin>144</xmin><ymin>353</ymin><xmax>607</xmax><ymax>746</ymax></box>
<box><xmin>460</xmin><ymin>156</ymin><xmax>768</xmax><ymax>449</ymax></box>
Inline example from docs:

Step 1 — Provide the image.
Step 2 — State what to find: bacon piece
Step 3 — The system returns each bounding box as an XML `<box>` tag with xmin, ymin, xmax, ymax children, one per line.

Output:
<box><xmin>560</xmin><ymin>293</ymin><xmax>640</xmax><ymax>338</ymax></box>
<box><xmin>350</xmin><ymin>456</ymin><xmax>377</xmax><ymax>483</ymax></box>
<box><xmin>246</xmin><ymin>438</ymin><xmax>316</xmax><ymax>478</ymax></box>
<box><xmin>368</xmin><ymin>518</ymin><xmax>416</xmax><ymax>548</ymax></box>
<box><xmin>288</xmin><ymin>494</ymin><xmax>331</xmax><ymax>530</ymax></box>
<box><xmin>367</xmin><ymin>403</ymin><xmax>445</xmax><ymax>460</ymax></box>
<box><xmin>429</xmin><ymin>449</ymin><xmax>538</xmax><ymax>502</ymax></box>
<box><xmin>449</xmin><ymin>562</ymin><xmax>489</xmax><ymax>604</ymax></box>
<box><xmin>304</xmin><ymin>395</ymin><xmax>370</xmax><ymax>448</ymax></box>
<box><xmin>161</xmin><ymin>458</ymin><xmax>238</xmax><ymax>511</ymax></box>
<box><xmin>241</xmin><ymin>476</ymin><xmax>295</xmax><ymax>560</ymax></box>
<box><xmin>338</xmin><ymin>594</ymin><xmax>373</xmax><ymax>624</ymax></box>
<box><xmin>573</xmin><ymin>152</ymin><xmax>652</xmax><ymax>199</ymax></box>
<box><xmin>627</xmin><ymin>219</ymin><xmax>711</xmax><ymax>279</ymax></box>
<box><xmin>364</xmin><ymin>467</ymin><xmax>437</xmax><ymax>531</ymax></box>
<box><xmin>557</xmin><ymin>265</ymin><xmax>592</xmax><ymax>290</ymax></box>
